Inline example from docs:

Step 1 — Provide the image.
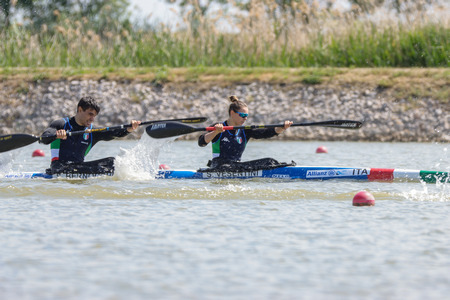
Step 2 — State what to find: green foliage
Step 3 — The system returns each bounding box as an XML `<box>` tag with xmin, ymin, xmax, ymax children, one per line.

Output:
<box><xmin>301</xmin><ymin>75</ymin><xmax>322</xmax><ymax>85</ymax></box>
<box><xmin>1</xmin><ymin>0</ymin><xmax>131</xmax><ymax>32</ymax></box>
<box><xmin>0</xmin><ymin>0</ymin><xmax>448</xmax><ymax>68</ymax></box>
<box><xmin>321</xmin><ymin>23</ymin><xmax>448</xmax><ymax>67</ymax></box>
<box><xmin>377</xmin><ymin>79</ymin><xmax>393</xmax><ymax>89</ymax></box>
<box><xmin>32</xmin><ymin>73</ymin><xmax>49</xmax><ymax>82</ymax></box>
<box><xmin>153</xmin><ymin>66</ymin><xmax>169</xmax><ymax>83</ymax></box>
<box><xmin>0</xmin><ymin>0</ymin><xmax>33</xmax><ymax>27</ymax></box>
<box><xmin>1</xmin><ymin>22</ymin><xmax>447</xmax><ymax>68</ymax></box>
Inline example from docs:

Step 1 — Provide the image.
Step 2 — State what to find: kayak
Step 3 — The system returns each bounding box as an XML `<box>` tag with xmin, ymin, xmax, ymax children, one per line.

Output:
<box><xmin>2</xmin><ymin>167</ymin><xmax>449</xmax><ymax>183</ymax></box>
<box><xmin>4</xmin><ymin>166</ymin><xmax>447</xmax><ymax>183</ymax></box>
<box><xmin>156</xmin><ymin>166</ymin><xmax>449</xmax><ymax>183</ymax></box>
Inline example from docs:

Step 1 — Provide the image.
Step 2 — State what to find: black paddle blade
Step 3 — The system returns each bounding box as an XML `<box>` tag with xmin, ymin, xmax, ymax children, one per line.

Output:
<box><xmin>146</xmin><ymin>122</ymin><xmax>200</xmax><ymax>139</ymax></box>
<box><xmin>0</xmin><ymin>134</ymin><xmax>39</xmax><ymax>153</ymax></box>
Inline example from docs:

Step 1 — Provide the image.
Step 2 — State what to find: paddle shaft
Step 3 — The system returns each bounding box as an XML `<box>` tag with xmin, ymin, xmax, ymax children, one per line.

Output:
<box><xmin>146</xmin><ymin>120</ymin><xmax>363</xmax><ymax>139</ymax></box>
<box><xmin>0</xmin><ymin>117</ymin><xmax>207</xmax><ymax>153</ymax></box>
<box><xmin>66</xmin><ymin>117</ymin><xmax>206</xmax><ymax>136</ymax></box>
<box><xmin>204</xmin><ymin>120</ymin><xmax>363</xmax><ymax>132</ymax></box>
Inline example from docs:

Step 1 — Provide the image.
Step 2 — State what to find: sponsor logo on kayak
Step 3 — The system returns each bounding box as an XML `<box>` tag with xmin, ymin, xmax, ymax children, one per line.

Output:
<box><xmin>202</xmin><ymin>170</ymin><xmax>262</xmax><ymax>178</ymax></box>
<box><xmin>352</xmin><ymin>168</ymin><xmax>369</xmax><ymax>175</ymax></box>
<box><xmin>306</xmin><ymin>168</ymin><xmax>370</xmax><ymax>178</ymax></box>
<box><xmin>272</xmin><ymin>174</ymin><xmax>290</xmax><ymax>178</ymax></box>
<box><xmin>63</xmin><ymin>171</ymin><xmax>114</xmax><ymax>179</ymax></box>
<box><xmin>151</xmin><ymin>123</ymin><xmax>166</xmax><ymax>130</ymax></box>
<box><xmin>306</xmin><ymin>170</ymin><xmax>337</xmax><ymax>178</ymax></box>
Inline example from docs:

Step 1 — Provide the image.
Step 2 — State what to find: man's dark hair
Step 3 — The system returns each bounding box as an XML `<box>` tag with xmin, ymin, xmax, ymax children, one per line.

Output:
<box><xmin>77</xmin><ymin>96</ymin><xmax>100</xmax><ymax>114</ymax></box>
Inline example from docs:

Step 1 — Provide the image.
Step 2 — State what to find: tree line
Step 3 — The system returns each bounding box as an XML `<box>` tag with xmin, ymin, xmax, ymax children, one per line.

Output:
<box><xmin>1</xmin><ymin>0</ymin><xmax>131</xmax><ymax>30</ymax></box>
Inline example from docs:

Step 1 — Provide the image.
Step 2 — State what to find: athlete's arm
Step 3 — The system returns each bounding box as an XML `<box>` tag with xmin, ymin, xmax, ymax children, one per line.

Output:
<box><xmin>40</xmin><ymin>119</ymin><xmax>66</xmax><ymax>144</ymax></box>
<box><xmin>199</xmin><ymin>123</ymin><xmax>223</xmax><ymax>146</ymax></box>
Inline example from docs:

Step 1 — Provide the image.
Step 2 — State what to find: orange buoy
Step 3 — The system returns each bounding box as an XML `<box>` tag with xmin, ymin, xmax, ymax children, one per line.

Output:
<box><xmin>159</xmin><ymin>164</ymin><xmax>170</xmax><ymax>170</ymax></box>
<box><xmin>316</xmin><ymin>146</ymin><xmax>328</xmax><ymax>153</ymax></box>
<box><xmin>353</xmin><ymin>191</ymin><xmax>375</xmax><ymax>206</ymax></box>
<box><xmin>32</xmin><ymin>149</ymin><xmax>45</xmax><ymax>157</ymax></box>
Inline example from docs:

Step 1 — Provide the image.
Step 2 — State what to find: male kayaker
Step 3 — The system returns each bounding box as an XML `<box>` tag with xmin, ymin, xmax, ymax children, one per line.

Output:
<box><xmin>41</xmin><ymin>96</ymin><xmax>141</xmax><ymax>175</ymax></box>
<box><xmin>198</xmin><ymin>95</ymin><xmax>293</xmax><ymax>170</ymax></box>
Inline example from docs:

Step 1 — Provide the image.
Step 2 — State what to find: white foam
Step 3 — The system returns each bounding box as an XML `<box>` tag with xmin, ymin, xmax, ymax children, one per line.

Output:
<box><xmin>114</xmin><ymin>134</ymin><xmax>174</xmax><ymax>181</ymax></box>
<box><xmin>0</xmin><ymin>151</ymin><xmax>18</xmax><ymax>174</ymax></box>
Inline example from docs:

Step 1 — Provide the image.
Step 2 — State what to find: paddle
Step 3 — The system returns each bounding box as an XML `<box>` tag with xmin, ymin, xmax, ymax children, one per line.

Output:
<box><xmin>146</xmin><ymin>120</ymin><xmax>363</xmax><ymax>139</ymax></box>
<box><xmin>0</xmin><ymin>117</ymin><xmax>207</xmax><ymax>153</ymax></box>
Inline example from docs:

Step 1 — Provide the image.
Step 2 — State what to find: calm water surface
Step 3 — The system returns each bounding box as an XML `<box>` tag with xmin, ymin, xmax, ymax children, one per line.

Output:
<box><xmin>1</xmin><ymin>137</ymin><xmax>449</xmax><ymax>300</ymax></box>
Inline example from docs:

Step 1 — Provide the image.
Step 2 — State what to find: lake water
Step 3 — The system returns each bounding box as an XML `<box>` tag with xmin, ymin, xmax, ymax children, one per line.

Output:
<box><xmin>0</xmin><ymin>136</ymin><xmax>449</xmax><ymax>300</ymax></box>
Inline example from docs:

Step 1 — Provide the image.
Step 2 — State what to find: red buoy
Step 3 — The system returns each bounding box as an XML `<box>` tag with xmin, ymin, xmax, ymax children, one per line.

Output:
<box><xmin>353</xmin><ymin>191</ymin><xmax>375</xmax><ymax>206</ymax></box>
<box><xmin>159</xmin><ymin>164</ymin><xmax>170</xmax><ymax>170</ymax></box>
<box><xmin>316</xmin><ymin>146</ymin><xmax>328</xmax><ymax>153</ymax></box>
<box><xmin>32</xmin><ymin>149</ymin><xmax>45</xmax><ymax>157</ymax></box>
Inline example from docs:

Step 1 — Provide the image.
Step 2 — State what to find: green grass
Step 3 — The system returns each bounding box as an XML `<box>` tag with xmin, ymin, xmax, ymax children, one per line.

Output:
<box><xmin>301</xmin><ymin>75</ymin><xmax>322</xmax><ymax>85</ymax></box>
<box><xmin>1</xmin><ymin>21</ymin><xmax>448</xmax><ymax>68</ymax></box>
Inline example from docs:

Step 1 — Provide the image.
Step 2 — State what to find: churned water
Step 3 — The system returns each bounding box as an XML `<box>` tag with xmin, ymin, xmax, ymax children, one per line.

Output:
<box><xmin>0</xmin><ymin>136</ymin><xmax>449</xmax><ymax>300</ymax></box>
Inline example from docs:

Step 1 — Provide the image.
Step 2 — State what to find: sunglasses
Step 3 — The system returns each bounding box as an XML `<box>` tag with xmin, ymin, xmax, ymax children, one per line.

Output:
<box><xmin>234</xmin><ymin>110</ymin><xmax>249</xmax><ymax>118</ymax></box>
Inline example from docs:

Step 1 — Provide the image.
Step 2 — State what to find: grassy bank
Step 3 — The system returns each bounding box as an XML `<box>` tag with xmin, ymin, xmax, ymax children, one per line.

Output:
<box><xmin>1</xmin><ymin>67</ymin><xmax>448</xmax><ymax>103</ymax></box>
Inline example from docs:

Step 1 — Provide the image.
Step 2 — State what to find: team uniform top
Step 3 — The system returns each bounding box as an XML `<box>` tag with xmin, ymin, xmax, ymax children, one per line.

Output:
<box><xmin>198</xmin><ymin>121</ymin><xmax>279</xmax><ymax>162</ymax></box>
<box><xmin>41</xmin><ymin>117</ymin><xmax>130</xmax><ymax>164</ymax></box>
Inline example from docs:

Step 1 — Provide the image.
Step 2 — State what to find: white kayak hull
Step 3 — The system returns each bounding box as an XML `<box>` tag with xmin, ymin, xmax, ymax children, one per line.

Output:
<box><xmin>4</xmin><ymin>166</ymin><xmax>447</xmax><ymax>183</ymax></box>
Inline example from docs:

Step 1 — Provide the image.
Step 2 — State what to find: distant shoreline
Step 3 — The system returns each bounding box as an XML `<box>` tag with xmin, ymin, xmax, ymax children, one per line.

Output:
<box><xmin>1</xmin><ymin>67</ymin><xmax>448</xmax><ymax>103</ymax></box>
<box><xmin>0</xmin><ymin>70</ymin><xmax>449</xmax><ymax>142</ymax></box>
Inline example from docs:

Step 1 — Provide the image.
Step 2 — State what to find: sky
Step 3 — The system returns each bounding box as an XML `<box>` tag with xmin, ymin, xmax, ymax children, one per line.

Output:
<box><xmin>127</xmin><ymin>0</ymin><xmax>353</xmax><ymax>26</ymax></box>
<box><xmin>128</xmin><ymin>0</ymin><xmax>180</xmax><ymax>25</ymax></box>
<box><xmin>127</xmin><ymin>0</ymin><xmax>450</xmax><ymax>29</ymax></box>
<box><xmin>126</xmin><ymin>0</ymin><xmax>353</xmax><ymax>31</ymax></box>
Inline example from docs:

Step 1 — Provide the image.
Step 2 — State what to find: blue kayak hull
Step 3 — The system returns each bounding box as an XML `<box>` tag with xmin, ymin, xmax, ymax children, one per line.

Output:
<box><xmin>2</xmin><ymin>166</ymin><xmax>448</xmax><ymax>183</ymax></box>
<box><xmin>157</xmin><ymin>166</ymin><xmax>375</xmax><ymax>180</ymax></box>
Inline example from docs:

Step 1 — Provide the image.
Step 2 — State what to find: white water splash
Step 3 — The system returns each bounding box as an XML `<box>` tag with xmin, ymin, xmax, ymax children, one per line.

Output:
<box><xmin>114</xmin><ymin>134</ymin><xmax>174</xmax><ymax>180</ymax></box>
<box><xmin>401</xmin><ymin>180</ymin><xmax>449</xmax><ymax>202</ymax></box>
<box><xmin>0</xmin><ymin>151</ymin><xmax>19</xmax><ymax>174</ymax></box>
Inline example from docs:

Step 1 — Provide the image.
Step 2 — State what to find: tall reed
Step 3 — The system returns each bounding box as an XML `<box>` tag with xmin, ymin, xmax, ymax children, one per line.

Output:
<box><xmin>1</xmin><ymin>1</ymin><xmax>448</xmax><ymax>68</ymax></box>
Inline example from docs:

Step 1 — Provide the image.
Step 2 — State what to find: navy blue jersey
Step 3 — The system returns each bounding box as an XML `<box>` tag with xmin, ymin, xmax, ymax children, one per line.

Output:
<box><xmin>42</xmin><ymin>117</ymin><xmax>129</xmax><ymax>164</ymax></box>
<box><xmin>198</xmin><ymin>121</ymin><xmax>278</xmax><ymax>162</ymax></box>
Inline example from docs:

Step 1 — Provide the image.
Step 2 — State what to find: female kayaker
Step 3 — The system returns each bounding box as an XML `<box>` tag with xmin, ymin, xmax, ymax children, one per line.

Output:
<box><xmin>198</xmin><ymin>95</ymin><xmax>292</xmax><ymax>169</ymax></box>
